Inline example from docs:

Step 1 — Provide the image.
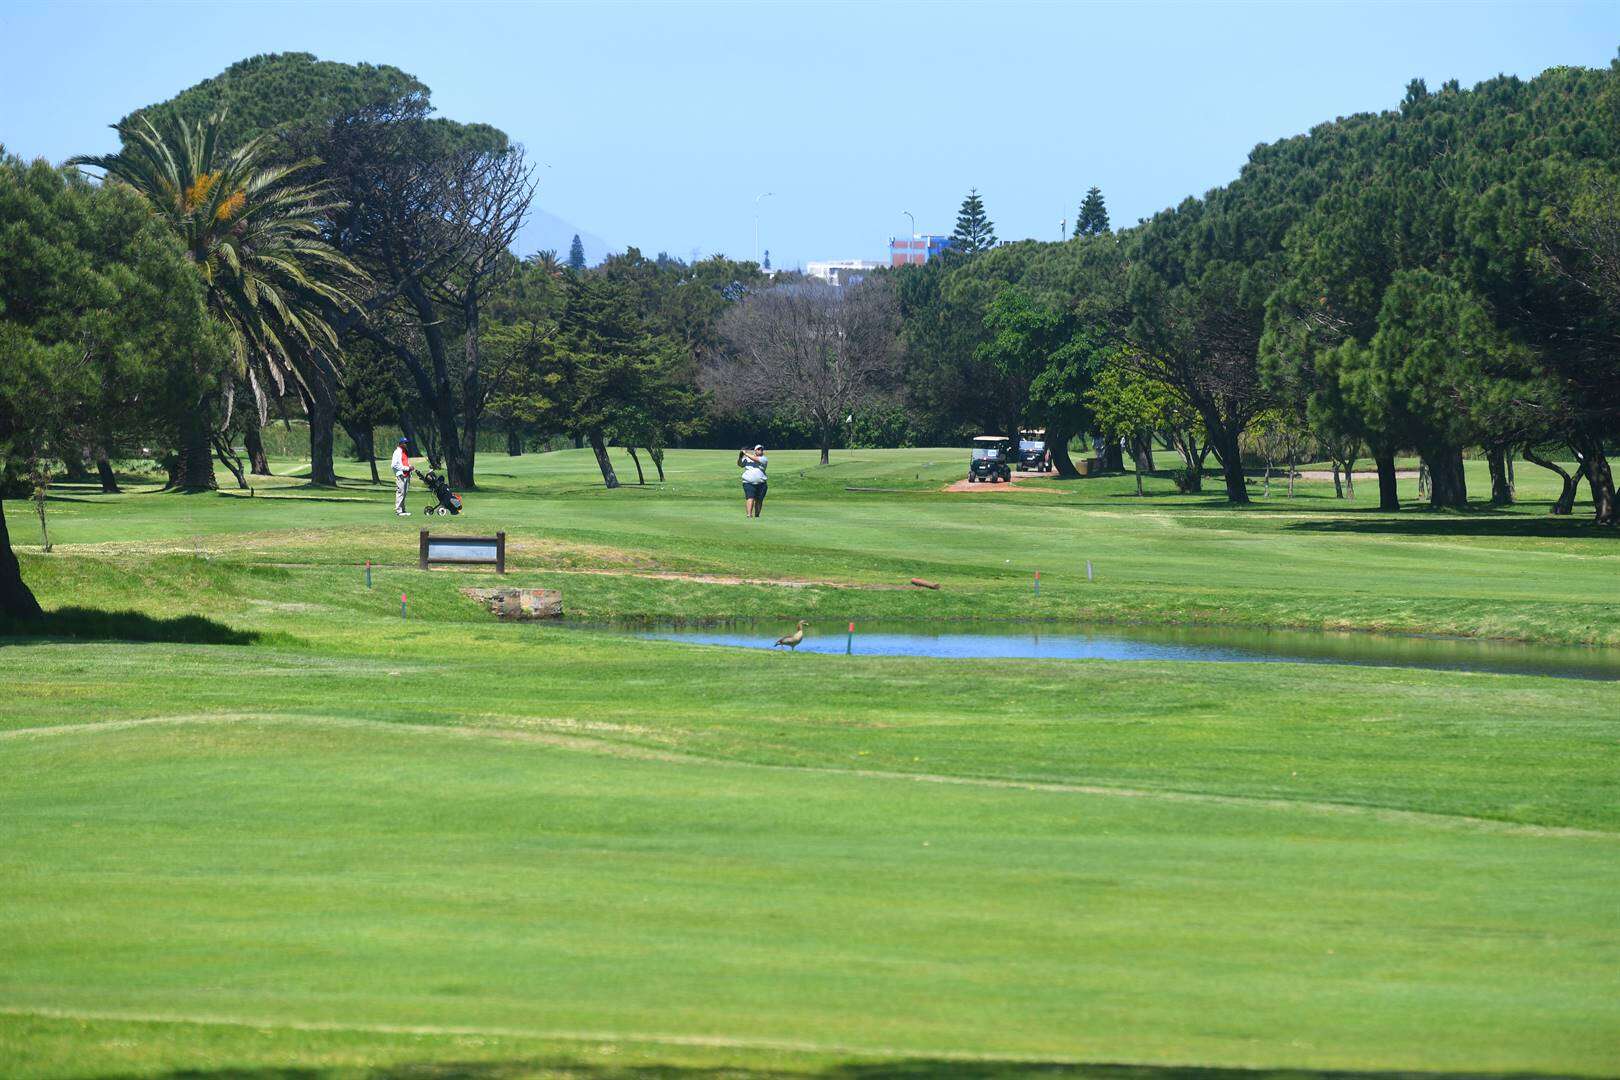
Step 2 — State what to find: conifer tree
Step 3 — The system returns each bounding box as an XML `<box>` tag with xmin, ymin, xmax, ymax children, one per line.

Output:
<box><xmin>762</xmin><ymin>249</ymin><xmax>771</xmax><ymax>271</ymax></box>
<box><xmin>567</xmin><ymin>233</ymin><xmax>586</xmax><ymax>271</ymax></box>
<box><xmin>950</xmin><ymin>188</ymin><xmax>996</xmax><ymax>255</ymax></box>
<box><xmin>1076</xmin><ymin>186</ymin><xmax>1110</xmax><ymax>236</ymax></box>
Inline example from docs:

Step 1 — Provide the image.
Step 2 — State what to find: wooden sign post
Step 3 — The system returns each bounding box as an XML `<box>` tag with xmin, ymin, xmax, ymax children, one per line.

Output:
<box><xmin>419</xmin><ymin>530</ymin><xmax>506</xmax><ymax>574</ymax></box>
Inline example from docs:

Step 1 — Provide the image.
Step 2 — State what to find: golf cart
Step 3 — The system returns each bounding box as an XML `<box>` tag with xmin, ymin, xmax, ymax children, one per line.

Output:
<box><xmin>1017</xmin><ymin>429</ymin><xmax>1051</xmax><ymax>472</ymax></box>
<box><xmin>967</xmin><ymin>435</ymin><xmax>1012</xmax><ymax>483</ymax></box>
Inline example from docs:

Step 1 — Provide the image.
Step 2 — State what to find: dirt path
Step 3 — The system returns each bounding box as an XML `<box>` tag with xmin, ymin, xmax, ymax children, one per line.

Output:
<box><xmin>943</xmin><ymin>470</ymin><xmax>1061</xmax><ymax>493</ymax></box>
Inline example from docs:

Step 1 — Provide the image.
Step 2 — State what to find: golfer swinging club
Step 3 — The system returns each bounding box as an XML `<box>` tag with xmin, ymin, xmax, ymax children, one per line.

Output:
<box><xmin>739</xmin><ymin>444</ymin><xmax>767</xmax><ymax>518</ymax></box>
<box><xmin>391</xmin><ymin>438</ymin><xmax>413</xmax><ymax>517</ymax></box>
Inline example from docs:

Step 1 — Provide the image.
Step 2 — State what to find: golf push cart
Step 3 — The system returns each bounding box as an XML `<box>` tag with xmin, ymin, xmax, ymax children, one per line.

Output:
<box><xmin>967</xmin><ymin>435</ymin><xmax>1012</xmax><ymax>483</ymax></box>
<box><xmin>415</xmin><ymin>466</ymin><xmax>464</xmax><ymax>516</ymax></box>
<box><xmin>1017</xmin><ymin>429</ymin><xmax>1052</xmax><ymax>472</ymax></box>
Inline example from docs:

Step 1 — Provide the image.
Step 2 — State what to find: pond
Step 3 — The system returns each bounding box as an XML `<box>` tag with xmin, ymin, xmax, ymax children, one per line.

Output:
<box><xmin>579</xmin><ymin>619</ymin><xmax>1620</xmax><ymax>681</ymax></box>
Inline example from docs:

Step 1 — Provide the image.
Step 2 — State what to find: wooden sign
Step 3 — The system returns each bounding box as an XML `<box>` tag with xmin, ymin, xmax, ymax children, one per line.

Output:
<box><xmin>420</xmin><ymin>530</ymin><xmax>506</xmax><ymax>574</ymax></box>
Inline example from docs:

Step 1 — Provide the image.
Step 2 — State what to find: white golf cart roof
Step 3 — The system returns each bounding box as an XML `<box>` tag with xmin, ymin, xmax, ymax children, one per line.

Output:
<box><xmin>972</xmin><ymin>435</ymin><xmax>1009</xmax><ymax>443</ymax></box>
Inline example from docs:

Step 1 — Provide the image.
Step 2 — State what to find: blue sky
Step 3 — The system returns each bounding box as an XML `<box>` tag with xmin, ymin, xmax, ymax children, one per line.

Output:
<box><xmin>3</xmin><ymin>1</ymin><xmax>1616</xmax><ymax>268</ymax></box>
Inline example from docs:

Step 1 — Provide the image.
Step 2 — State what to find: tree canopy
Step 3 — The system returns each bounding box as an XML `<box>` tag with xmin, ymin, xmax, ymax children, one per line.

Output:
<box><xmin>0</xmin><ymin>153</ymin><xmax>226</xmax><ymax>616</ymax></box>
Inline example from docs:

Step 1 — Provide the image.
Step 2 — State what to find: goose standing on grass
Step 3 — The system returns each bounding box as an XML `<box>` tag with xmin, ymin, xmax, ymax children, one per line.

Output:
<box><xmin>774</xmin><ymin>621</ymin><xmax>808</xmax><ymax>650</ymax></box>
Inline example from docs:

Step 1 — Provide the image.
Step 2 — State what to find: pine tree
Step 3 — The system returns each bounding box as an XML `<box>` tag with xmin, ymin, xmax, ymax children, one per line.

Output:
<box><xmin>762</xmin><ymin>249</ymin><xmax>771</xmax><ymax>271</ymax></box>
<box><xmin>567</xmin><ymin>233</ymin><xmax>586</xmax><ymax>271</ymax></box>
<box><xmin>1076</xmin><ymin>186</ymin><xmax>1110</xmax><ymax>237</ymax></box>
<box><xmin>949</xmin><ymin>188</ymin><xmax>996</xmax><ymax>255</ymax></box>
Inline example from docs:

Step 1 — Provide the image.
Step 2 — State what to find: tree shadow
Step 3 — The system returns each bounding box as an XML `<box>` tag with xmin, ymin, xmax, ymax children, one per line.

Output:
<box><xmin>76</xmin><ymin>1057</ymin><xmax>1586</xmax><ymax>1079</ymax></box>
<box><xmin>214</xmin><ymin>484</ymin><xmax>377</xmax><ymax>504</ymax></box>
<box><xmin>1284</xmin><ymin>515</ymin><xmax>1613</xmax><ymax>539</ymax></box>
<box><xmin>38</xmin><ymin>491</ymin><xmax>108</xmax><ymax>504</ymax></box>
<box><xmin>0</xmin><ymin>606</ymin><xmax>261</xmax><ymax>646</ymax></box>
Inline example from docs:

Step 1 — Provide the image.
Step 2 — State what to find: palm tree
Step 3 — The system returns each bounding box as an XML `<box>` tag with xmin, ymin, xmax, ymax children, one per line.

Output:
<box><xmin>526</xmin><ymin>249</ymin><xmax>563</xmax><ymax>278</ymax></box>
<box><xmin>72</xmin><ymin>112</ymin><xmax>364</xmax><ymax>487</ymax></box>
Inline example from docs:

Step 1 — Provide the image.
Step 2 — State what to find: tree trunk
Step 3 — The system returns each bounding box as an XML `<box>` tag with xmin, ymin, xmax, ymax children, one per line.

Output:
<box><xmin>506</xmin><ymin>426</ymin><xmax>522</xmax><ymax>457</ymax></box>
<box><xmin>30</xmin><ymin>458</ymin><xmax>50</xmax><ymax>552</ymax></box>
<box><xmin>573</xmin><ymin>434</ymin><xmax>583</xmax><ymax>450</ymax></box>
<box><xmin>1525</xmin><ymin>447</ymin><xmax>1580</xmax><ymax>515</ymax></box>
<box><xmin>1101</xmin><ymin>440</ymin><xmax>1123</xmax><ymax>472</ymax></box>
<box><xmin>1424</xmin><ymin>447</ymin><xmax>1468</xmax><ymax>509</ymax></box>
<box><xmin>342</xmin><ymin>421</ymin><xmax>380</xmax><ymax>484</ymax></box>
<box><xmin>305</xmin><ymin>379</ymin><xmax>338</xmax><ymax>487</ymax></box>
<box><xmin>1577</xmin><ymin>436</ymin><xmax>1617</xmax><ymax>524</ymax></box>
<box><xmin>1132</xmin><ymin>435</ymin><xmax>1154</xmax><ymax>473</ymax></box>
<box><xmin>0</xmin><ymin>498</ymin><xmax>43</xmax><ymax>620</ymax></box>
<box><xmin>1372</xmin><ymin>447</ymin><xmax>1399</xmax><ymax>511</ymax></box>
<box><xmin>243</xmin><ymin>411</ymin><xmax>271</xmax><ymax>476</ymax></box>
<box><xmin>1131</xmin><ymin>434</ymin><xmax>1152</xmax><ymax>495</ymax></box>
<box><xmin>396</xmin><ymin>410</ymin><xmax>425</xmax><ymax>465</ymax></box>
<box><xmin>1486</xmin><ymin>446</ymin><xmax>1513</xmax><ymax>506</ymax></box>
<box><xmin>588</xmin><ymin>429</ymin><xmax>620</xmax><ymax>489</ymax></box>
<box><xmin>211</xmin><ymin>432</ymin><xmax>249</xmax><ymax>490</ymax></box>
<box><xmin>173</xmin><ymin>406</ymin><xmax>217</xmax><ymax>491</ymax></box>
<box><xmin>1331</xmin><ymin>462</ymin><xmax>1343</xmax><ymax>499</ymax></box>
<box><xmin>62</xmin><ymin>452</ymin><xmax>91</xmax><ymax>483</ymax></box>
<box><xmin>650</xmin><ymin>448</ymin><xmax>666</xmax><ymax>482</ymax></box>
<box><xmin>96</xmin><ymin>453</ymin><xmax>119</xmax><ymax>495</ymax></box>
<box><xmin>458</xmin><ymin>291</ymin><xmax>482</xmax><ymax>490</ymax></box>
<box><xmin>627</xmin><ymin>446</ymin><xmax>646</xmax><ymax>485</ymax></box>
<box><xmin>819</xmin><ymin>427</ymin><xmax>832</xmax><ymax>466</ymax></box>
<box><xmin>1208</xmin><ymin>425</ymin><xmax>1249</xmax><ymax>504</ymax></box>
<box><xmin>1170</xmin><ymin>433</ymin><xmax>1205</xmax><ymax>493</ymax></box>
<box><xmin>370</xmin><ymin>285</ymin><xmax>468</xmax><ymax>489</ymax></box>
<box><xmin>1049</xmin><ymin>430</ymin><xmax>1079</xmax><ymax>478</ymax></box>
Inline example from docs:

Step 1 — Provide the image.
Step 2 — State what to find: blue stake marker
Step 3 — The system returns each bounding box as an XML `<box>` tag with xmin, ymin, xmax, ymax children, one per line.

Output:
<box><xmin>365</xmin><ymin>560</ymin><xmax>372</xmax><ymax>589</ymax></box>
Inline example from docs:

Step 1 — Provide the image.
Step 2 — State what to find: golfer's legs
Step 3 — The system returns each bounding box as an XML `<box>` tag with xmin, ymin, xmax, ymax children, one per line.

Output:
<box><xmin>394</xmin><ymin>473</ymin><xmax>408</xmax><ymax>514</ymax></box>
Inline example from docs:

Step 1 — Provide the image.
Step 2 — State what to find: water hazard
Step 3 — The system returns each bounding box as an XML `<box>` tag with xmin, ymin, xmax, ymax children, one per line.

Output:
<box><xmin>582</xmin><ymin>619</ymin><xmax>1620</xmax><ymax>680</ymax></box>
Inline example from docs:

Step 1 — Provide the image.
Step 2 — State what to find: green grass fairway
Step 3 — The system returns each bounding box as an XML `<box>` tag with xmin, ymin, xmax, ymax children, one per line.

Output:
<box><xmin>2</xmin><ymin>449</ymin><xmax>1617</xmax><ymax>1078</ymax></box>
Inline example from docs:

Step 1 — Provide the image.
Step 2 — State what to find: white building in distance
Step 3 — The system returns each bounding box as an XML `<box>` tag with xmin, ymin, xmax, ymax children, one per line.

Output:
<box><xmin>805</xmin><ymin>259</ymin><xmax>883</xmax><ymax>286</ymax></box>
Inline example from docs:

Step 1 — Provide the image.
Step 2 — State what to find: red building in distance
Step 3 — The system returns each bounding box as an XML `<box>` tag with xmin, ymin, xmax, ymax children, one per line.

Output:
<box><xmin>889</xmin><ymin>234</ymin><xmax>954</xmax><ymax>266</ymax></box>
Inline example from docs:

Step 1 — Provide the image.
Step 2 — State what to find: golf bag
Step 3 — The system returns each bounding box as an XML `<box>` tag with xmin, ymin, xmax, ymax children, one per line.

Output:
<box><xmin>416</xmin><ymin>467</ymin><xmax>463</xmax><ymax>516</ymax></box>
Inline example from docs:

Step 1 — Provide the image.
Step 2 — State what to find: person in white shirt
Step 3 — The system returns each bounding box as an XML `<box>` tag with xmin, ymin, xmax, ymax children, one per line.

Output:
<box><xmin>738</xmin><ymin>444</ymin><xmax>768</xmax><ymax>518</ymax></box>
<box><xmin>390</xmin><ymin>438</ymin><xmax>413</xmax><ymax>516</ymax></box>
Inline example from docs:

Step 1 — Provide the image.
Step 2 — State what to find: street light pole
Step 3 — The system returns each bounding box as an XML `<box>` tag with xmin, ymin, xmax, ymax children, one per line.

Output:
<box><xmin>754</xmin><ymin>191</ymin><xmax>774</xmax><ymax>266</ymax></box>
<box><xmin>902</xmin><ymin>210</ymin><xmax>916</xmax><ymax>265</ymax></box>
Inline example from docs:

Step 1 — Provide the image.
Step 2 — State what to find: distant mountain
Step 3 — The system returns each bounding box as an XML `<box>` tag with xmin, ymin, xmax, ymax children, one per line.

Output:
<box><xmin>515</xmin><ymin>209</ymin><xmax>613</xmax><ymax>267</ymax></box>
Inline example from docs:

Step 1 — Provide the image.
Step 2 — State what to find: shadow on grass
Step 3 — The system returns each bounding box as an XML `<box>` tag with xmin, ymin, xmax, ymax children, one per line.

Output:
<box><xmin>0</xmin><ymin>606</ymin><xmax>261</xmax><ymax>646</ymax></box>
<box><xmin>1283</xmin><ymin>514</ymin><xmax>1611</xmax><ymax>539</ymax></box>
<box><xmin>78</xmin><ymin>1058</ymin><xmax>1589</xmax><ymax>1079</ymax></box>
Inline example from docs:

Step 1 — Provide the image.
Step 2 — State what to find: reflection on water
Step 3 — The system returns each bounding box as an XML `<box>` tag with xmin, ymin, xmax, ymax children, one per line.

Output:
<box><xmin>579</xmin><ymin>619</ymin><xmax>1620</xmax><ymax>680</ymax></box>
